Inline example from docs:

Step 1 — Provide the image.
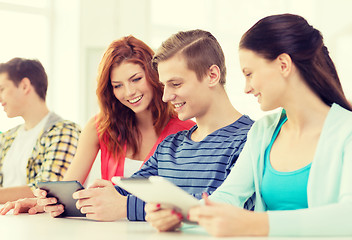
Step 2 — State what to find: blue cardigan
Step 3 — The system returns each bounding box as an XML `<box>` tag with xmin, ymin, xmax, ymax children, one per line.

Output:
<box><xmin>210</xmin><ymin>104</ymin><xmax>352</xmax><ymax>236</ymax></box>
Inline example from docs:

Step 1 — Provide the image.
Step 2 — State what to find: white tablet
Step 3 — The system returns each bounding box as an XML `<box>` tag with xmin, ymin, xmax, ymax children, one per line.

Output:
<box><xmin>112</xmin><ymin>176</ymin><xmax>199</xmax><ymax>221</ymax></box>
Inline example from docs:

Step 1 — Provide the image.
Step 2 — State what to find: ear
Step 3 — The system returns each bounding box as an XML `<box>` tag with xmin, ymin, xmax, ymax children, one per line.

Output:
<box><xmin>19</xmin><ymin>77</ymin><xmax>32</xmax><ymax>95</ymax></box>
<box><xmin>276</xmin><ymin>53</ymin><xmax>292</xmax><ymax>78</ymax></box>
<box><xmin>207</xmin><ymin>65</ymin><xmax>221</xmax><ymax>87</ymax></box>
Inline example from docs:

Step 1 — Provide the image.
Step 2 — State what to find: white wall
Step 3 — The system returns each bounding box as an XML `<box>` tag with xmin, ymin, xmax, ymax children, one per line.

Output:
<box><xmin>48</xmin><ymin>1</ymin><xmax>80</xmax><ymax>124</ymax></box>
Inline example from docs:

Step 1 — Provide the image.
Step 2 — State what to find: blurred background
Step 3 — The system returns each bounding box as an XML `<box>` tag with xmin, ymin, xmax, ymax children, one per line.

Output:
<box><xmin>1</xmin><ymin>0</ymin><xmax>352</xmax><ymax>132</ymax></box>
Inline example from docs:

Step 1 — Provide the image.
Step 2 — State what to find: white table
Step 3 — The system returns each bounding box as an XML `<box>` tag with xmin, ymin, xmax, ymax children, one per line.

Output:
<box><xmin>0</xmin><ymin>212</ymin><xmax>350</xmax><ymax>240</ymax></box>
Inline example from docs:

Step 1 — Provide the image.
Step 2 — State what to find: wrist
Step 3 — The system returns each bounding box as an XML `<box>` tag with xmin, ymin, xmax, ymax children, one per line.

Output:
<box><xmin>248</xmin><ymin>211</ymin><xmax>269</xmax><ymax>236</ymax></box>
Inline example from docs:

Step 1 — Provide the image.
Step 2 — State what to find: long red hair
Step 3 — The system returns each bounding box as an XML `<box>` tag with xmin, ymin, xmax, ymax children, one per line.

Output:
<box><xmin>96</xmin><ymin>36</ymin><xmax>175</xmax><ymax>159</ymax></box>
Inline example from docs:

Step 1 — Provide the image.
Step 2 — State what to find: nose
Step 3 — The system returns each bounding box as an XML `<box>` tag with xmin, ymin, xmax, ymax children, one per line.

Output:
<box><xmin>244</xmin><ymin>79</ymin><xmax>253</xmax><ymax>94</ymax></box>
<box><xmin>125</xmin><ymin>83</ymin><xmax>136</xmax><ymax>97</ymax></box>
<box><xmin>162</xmin><ymin>85</ymin><xmax>175</xmax><ymax>103</ymax></box>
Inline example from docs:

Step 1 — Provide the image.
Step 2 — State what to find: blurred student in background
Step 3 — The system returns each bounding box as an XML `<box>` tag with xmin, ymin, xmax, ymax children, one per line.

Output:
<box><xmin>0</xmin><ymin>58</ymin><xmax>81</xmax><ymax>204</ymax></box>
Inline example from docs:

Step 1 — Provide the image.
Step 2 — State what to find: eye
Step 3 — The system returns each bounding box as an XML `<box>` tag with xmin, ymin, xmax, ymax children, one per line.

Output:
<box><xmin>112</xmin><ymin>84</ymin><xmax>122</xmax><ymax>89</ymax></box>
<box><xmin>245</xmin><ymin>73</ymin><xmax>252</xmax><ymax>77</ymax></box>
<box><xmin>132</xmin><ymin>77</ymin><xmax>142</xmax><ymax>82</ymax></box>
<box><xmin>172</xmin><ymin>82</ymin><xmax>181</xmax><ymax>87</ymax></box>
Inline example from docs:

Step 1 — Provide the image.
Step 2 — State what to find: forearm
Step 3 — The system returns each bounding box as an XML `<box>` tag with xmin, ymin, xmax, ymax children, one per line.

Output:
<box><xmin>0</xmin><ymin>185</ymin><xmax>35</xmax><ymax>204</ymax></box>
<box><xmin>268</xmin><ymin>202</ymin><xmax>352</xmax><ymax>236</ymax></box>
<box><xmin>63</xmin><ymin>118</ymin><xmax>100</xmax><ymax>184</ymax></box>
<box><xmin>246</xmin><ymin>211</ymin><xmax>269</xmax><ymax>236</ymax></box>
<box><xmin>62</xmin><ymin>149</ymin><xmax>98</xmax><ymax>184</ymax></box>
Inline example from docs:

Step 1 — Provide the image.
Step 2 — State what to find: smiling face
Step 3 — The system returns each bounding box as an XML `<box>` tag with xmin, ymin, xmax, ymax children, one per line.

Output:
<box><xmin>157</xmin><ymin>54</ymin><xmax>211</xmax><ymax>121</ymax></box>
<box><xmin>0</xmin><ymin>73</ymin><xmax>25</xmax><ymax>118</ymax></box>
<box><xmin>239</xmin><ymin>49</ymin><xmax>286</xmax><ymax>111</ymax></box>
<box><xmin>110</xmin><ymin>61</ymin><xmax>153</xmax><ymax>115</ymax></box>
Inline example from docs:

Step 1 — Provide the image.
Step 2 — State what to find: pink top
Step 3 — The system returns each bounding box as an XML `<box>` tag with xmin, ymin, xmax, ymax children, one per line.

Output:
<box><xmin>96</xmin><ymin>117</ymin><xmax>195</xmax><ymax>181</ymax></box>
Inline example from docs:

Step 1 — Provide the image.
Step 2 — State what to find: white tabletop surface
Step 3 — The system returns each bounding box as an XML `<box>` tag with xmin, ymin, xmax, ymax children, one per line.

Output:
<box><xmin>0</xmin><ymin>211</ymin><xmax>350</xmax><ymax>240</ymax></box>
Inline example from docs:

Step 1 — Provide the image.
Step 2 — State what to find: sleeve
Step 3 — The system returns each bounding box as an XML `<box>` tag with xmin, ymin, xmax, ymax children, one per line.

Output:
<box><xmin>208</xmin><ymin>126</ymin><xmax>256</xmax><ymax>209</ymax></box>
<box><xmin>268</xmin><ymin>136</ymin><xmax>352</xmax><ymax>237</ymax></box>
<box><xmin>114</xmin><ymin>150</ymin><xmax>160</xmax><ymax>221</ymax></box>
<box><xmin>28</xmin><ymin>122</ymin><xmax>81</xmax><ymax>190</ymax></box>
<box><xmin>230</xmin><ymin>136</ymin><xmax>256</xmax><ymax>210</ymax></box>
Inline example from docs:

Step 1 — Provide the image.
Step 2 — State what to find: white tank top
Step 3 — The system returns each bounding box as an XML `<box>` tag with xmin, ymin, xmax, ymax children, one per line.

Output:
<box><xmin>123</xmin><ymin>158</ymin><xmax>143</xmax><ymax>177</ymax></box>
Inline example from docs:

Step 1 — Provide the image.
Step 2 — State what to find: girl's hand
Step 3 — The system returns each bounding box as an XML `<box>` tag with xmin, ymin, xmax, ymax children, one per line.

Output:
<box><xmin>188</xmin><ymin>193</ymin><xmax>269</xmax><ymax>237</ymax></box>
<box><xmin>145</xmin><ymin>203</ymin><xmax>183</xmax><ymax>232</ymax></box>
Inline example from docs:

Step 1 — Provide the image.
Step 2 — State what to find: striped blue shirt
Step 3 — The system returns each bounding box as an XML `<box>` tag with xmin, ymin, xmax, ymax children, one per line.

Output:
<box><xmin>114</xmin><ymin>115</ymin><xmax>254</xmax><ymax>221</ymax></box>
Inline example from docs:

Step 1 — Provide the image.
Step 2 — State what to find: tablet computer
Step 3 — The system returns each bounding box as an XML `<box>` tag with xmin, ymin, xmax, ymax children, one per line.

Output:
<box><xmin>112</xmin><ymin>176</ymin><xmax>199</xmax><ymax>222</ymax></box>
<box><xmin>37</xmin><ymin>180</ymin><xmax>85</xmax><ymax>217</ymax></box>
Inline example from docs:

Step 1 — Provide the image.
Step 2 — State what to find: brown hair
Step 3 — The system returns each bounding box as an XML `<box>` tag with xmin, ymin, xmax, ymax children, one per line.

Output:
<box><xmin>0</xmin><ymin>58</ymin><xmax>48</xmax><ymax>100</ymax></box>
<box><xmin>96</xmin><ymin>36</ymin><xmax>175</xmax><ymax>159</ymax></box>
<box><xmin>152</xmin><ymin>29</ymin><xmax>227</xmax><ymax>85</ymax></box>
<box><xmin>240</xmin><ymin>13</ymin><xmax>352</xmax><ymax>111</ymax></box>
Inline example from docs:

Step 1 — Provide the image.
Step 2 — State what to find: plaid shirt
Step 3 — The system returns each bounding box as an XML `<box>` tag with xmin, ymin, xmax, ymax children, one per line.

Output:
<box><xmin>0</xmin><ymin>112</ymin><xmax>81</xmax><ymax>190</ymax></box>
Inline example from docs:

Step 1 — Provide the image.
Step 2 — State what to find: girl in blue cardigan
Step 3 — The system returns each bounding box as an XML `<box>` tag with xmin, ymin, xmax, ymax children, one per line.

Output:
<box><xmin>189</xmin><ymin>14</ymin><xmax>352</xmax><ymax>236</ymax></box>
<box><xmin>186</xmin><ymin>14</ymin><xmax>352</xmax><ymax>237</ymax></box>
